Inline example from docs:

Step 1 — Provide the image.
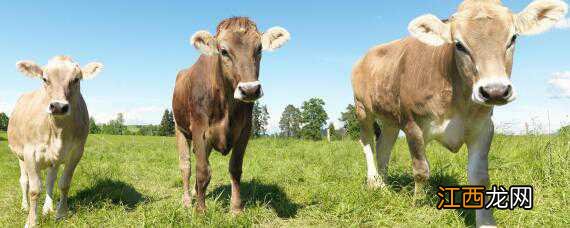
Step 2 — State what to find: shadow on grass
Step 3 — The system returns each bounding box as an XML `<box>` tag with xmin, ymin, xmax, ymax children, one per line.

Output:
<box><xmin>387</xmin><ymin>172</ymin><xmax>476</xmax><ymax>227</ymax></box>
<box><xmin>69</xmin><ymin>178</ymin><xmax>147</xmax><ymax>211</ymax></box>
<box><xmin>0</xmin><ymin>136</ymin><xmax>6</xmax><ymax>141</ymax></box>
<box><xmin>208</xmin><ymin>179</ymin><xmax>300</xmax><ymax>218</ymax></box>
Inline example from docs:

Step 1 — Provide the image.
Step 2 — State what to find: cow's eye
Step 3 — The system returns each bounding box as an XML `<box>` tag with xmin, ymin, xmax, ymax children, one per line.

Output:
<box><xmin>455</xmin><ymin>41</ymin><xmax>468</xmax><ymax>54</ymax></box>
<box><xmin>42</xmin><ymin>77</ymin><xmax>50</xmax><ymax>84</ymax></box>
<box><xmin>508</xmin><ymin>34</ymin><xmax>517</xmax><ymax>48</ymax></box>
<box><xmin>220</xmin><ymin>49</ymin><xmax>230</xmax><ymax>58</ymax></box>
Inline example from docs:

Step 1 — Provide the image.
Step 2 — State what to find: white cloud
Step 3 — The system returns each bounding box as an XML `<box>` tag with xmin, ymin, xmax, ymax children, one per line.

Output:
<box><xmin>267</xmin><ymin>113</ymin><xmax>281</xmax><ymax>134</ymax></box>
<box><xmin>92</xmin><ymin>106</ymin><xmax>165</xmax><ymax>125</ymax></box>
<box><xmin>555</xmin><ymin>18</ymin><xmax>570</xmax><ymax>29</ymax></box>
<box><xmin>0</xmin><ymin>100</ymin><xmax>10</xmax><ymax>114</ymax></box>
<box><xmin>548</xmin><ymin>71</ymin><xmax>570</xmax><ymax>98</ymax></box>
<box><xmin>494</xmin><ymin>105</ymin><xmax>569</xmax><ymax>134</ymax></box>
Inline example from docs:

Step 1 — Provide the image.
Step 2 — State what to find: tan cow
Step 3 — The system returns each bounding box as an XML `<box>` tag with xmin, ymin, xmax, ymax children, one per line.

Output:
<box><xmin>8</xmin><ymin>56</ymin><xmax>103</xmax><ymax>227</ymax></box>
<box><xmin>351</xmin><ymin>0</ymin><xmax>567</xmax><ymax>226</ymax></box>
<box><xmin>172</xmin><ymin>17</ymin><xmax>289</xmax><ymax>213</ymax></box>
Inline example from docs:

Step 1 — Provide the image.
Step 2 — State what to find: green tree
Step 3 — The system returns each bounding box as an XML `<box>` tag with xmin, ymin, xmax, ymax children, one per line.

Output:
<box><xmin>251</xmin><ymin>102</ymin><xmax>270</xmax><ymax>137</ymax></box>
<box><xmin>279</xmin><ymin>105</ymin><xmax>302</xmax><ymax>138</ymax></box>
<box><xmin>88</xmin><ymin>117</ymin><xmax>101</xmax><ymax>134</ymax></box>
<box><xmin>0</xmin><ymin>112</ymin><xmax>9</xmax><ymax>131</ymax></box>
<box><xmin>101</xmin><ymin>113</ymin><xmax>127</xmax><ymax>135</ymax></box>
<box><xmin>300</xmin><ymin>98</ymin><xmax>328</xmax><ymax>140</ymax></box>
<box><xmin>327</xmin><ymin>122</ymin><xmax>340</xmax><ymax>141</ymax></box>
<box><xmin>140</xmin><ymin>125</ymin><xmax>159</xmax><ymax>136</ymax></box>
<box><xmin>159</xmin><ymin>109</ymin><xmax>175</xmax><ymax>136</ymax></box>
<box><xmin>559</xmin><ymin>125</ymin><xmax>570</xmax><ymax>136</ymax></box>
<box><xmin>340</xmin><ymin>104</ymin><xmax>360</xmax><ymax>140</ymax></box>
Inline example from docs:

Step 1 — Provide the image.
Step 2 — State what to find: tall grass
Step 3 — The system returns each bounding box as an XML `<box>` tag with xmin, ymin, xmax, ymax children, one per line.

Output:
<box><xmin>0</xmin><ymin>132</ymin><xmax>567</xmax><ymax>226</ymax></box>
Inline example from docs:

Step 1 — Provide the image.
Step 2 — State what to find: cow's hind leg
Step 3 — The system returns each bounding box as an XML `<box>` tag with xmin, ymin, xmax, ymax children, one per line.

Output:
<box><xmin>42</xmin><ymin>166</ymin><xmax>58</xmax><ymax>215</ymax></box>
<box><xmin>355</xmin><ymin>104</ymin><xmax>382</xmax><ymax>188</ymax></box>
<box><xmin>175</xmin><ymin>127</ymin><xmax>192</xmax><ymax>208</ymax></box>
<box><xmin>403</xmin><ymin>121</ymin><xmax>430</xmax><ymax>196</ymax></box>
<box><xmin>56</xmin><ymin>144</ymin><xmax>85</xmax><ymax>220</ymax></box>
<box><xmin>19</xmin><ymin>160</ymin><xmax>29</xmax><ymax>211</ymax></box>
<box><xmin>375</xmin><ymin>123</ymin><xmax>399</xmax><ymax>186</ymax></box>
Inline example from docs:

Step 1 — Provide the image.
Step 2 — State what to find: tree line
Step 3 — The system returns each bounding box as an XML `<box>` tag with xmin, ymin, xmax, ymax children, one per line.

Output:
<box><xmin>88</xmin><ymin>110</ymin><xmax>175</xmax><ymax>136</ymax></box>
<box><xmin>2</xmin><ymin>105</ymin><xmax>570</xmax><ymax>140</ymax></box>
<box><xmin>277</xmin><ymin>98</ymin><xmax>359</xmax><ymax>140</ymax></box>
<box><xmin>0</xmin><ymin>100</ymin><xmax>363</xmax><ymax>140</ymax></box>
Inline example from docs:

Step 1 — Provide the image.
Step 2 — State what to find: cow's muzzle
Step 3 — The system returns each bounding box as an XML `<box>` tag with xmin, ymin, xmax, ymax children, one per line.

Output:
<box><xmin>234</xmin><ymin>81</ymin><xmax>263</xmax><ymax>102</ymax></box>
<box><xmin>472</xmin><ymin>77</ymin><xmax>516</xmax><ymax>106</ymax></box>
<box><xmin>47</xmin><ymin>100</ymin><xmax>70</xmax><ymax>116</ymax></box>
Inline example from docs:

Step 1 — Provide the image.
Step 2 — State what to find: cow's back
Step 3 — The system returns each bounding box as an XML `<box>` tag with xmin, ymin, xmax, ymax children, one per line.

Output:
<box><xmin>352</xmin><ymin>37</ymin><xmax>455</xmax><ymax>125</ymax></box>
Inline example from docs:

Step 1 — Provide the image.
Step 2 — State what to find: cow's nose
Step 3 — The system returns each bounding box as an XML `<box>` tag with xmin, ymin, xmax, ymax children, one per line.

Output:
<box><xmin>239</xmin><ymin>84</ymin><xmax>261</xmax><ymax>97</ymax></box>
<box><xmin>49</xmin><ymin>102</ymin><xmax>70</xmax><ymax>115</ymax></box>
<box><xmin>479</xmin><ymin>84</ymin><xmax>512</xmax><ymax>102</ymax></box>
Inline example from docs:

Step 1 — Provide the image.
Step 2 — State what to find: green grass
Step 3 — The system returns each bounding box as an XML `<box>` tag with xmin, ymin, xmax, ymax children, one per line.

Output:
<box><xmin>0</xmin><ymin>132</ymin><xmax>568</xmax><ymax>227</ymax></box>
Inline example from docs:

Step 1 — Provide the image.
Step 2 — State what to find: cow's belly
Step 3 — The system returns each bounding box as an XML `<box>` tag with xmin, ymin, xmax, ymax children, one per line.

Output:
<box><xmin>426</xmin><ymin>115</ymin><xmax>465</xmax><ymax>153</ymax></box>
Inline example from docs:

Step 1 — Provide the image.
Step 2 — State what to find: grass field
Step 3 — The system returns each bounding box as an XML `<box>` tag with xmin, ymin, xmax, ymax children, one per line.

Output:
<box><xmin>0</xmin><ymin>132</ymin><xmax>568</xmax><ymax>227</ymax></box>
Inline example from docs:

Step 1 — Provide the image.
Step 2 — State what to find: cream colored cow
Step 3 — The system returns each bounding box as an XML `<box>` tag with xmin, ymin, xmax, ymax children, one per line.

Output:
<box><xmin>351</xmin><ymin>0</ymin><xmax>567</xmax><ymax>227</ymax></box>
<box><xmin>8</xmin><ymin>56</ymin><xmax>103</xmax><ymax>227</ymax></box>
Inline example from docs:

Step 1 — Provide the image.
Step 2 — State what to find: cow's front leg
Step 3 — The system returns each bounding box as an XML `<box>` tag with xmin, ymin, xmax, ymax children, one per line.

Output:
<box><xmin>403</xmin><ymin>121</ymin><xmax>430</xmax><ymax>196</ymax></box>
<box><xmin>355</xmin><ymin>104</ymin><xmax>382</xmax><ymax>188</ymax></box>
<box><xmin>193</xmin><ymin>130</ymin><xmax>212</xmax><ymax>213</ymax></box>
<box><xmin>23</xmin><ymin>151</ymin><xmax>41</xmax><ymax>228</ymax></box>
<box><xmin>175</xmin><ymin>127</ymin><xmax>192</xmax><ymax>208</ymax></box>
<box><xmin>467</xmin><ymin>119</ymin><xmax>496</xmax><ymax>227</ymax></box>
<box><xmin>228</xmin><ymin>125</ymin><xmax>251</xmax><ymax>214</ymax></box>
<box><xmin>19</xmin><ymin>160</ymin><xmax>29</xmax><ymax>211</ymax></box>
<box><xmin>56</xmin><ymin>144</ymin><xmax>85</xmax><ymax>220</ymax></box>
<box><xmin>43</xmin><ymin>165</ymin><xmax>58</xmax><ymax>215</ymax></box>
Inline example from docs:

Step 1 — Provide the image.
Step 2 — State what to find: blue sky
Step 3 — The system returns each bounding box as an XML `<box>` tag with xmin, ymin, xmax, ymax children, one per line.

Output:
<box><xmin>0</xmin><ymin>0</ymin><xmax>568</xmax><ymax>133</ymax></box>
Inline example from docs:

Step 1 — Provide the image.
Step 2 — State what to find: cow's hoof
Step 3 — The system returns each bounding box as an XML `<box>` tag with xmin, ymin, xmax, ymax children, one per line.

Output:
<box><xmin>21</xmin><ymin>203</ymin><xmax>28</xmax><ymax>211</ymax></box>
<box><xmin>231</xmin><ymin>205</ymin><xmax>244</xmax><ymax>215</ymax></box>
<box><xmin>182</xmin><ymin>195</ymin><xmax>192</xmax><ymax>208</ymax></box>
<box><xmin>42</xmin><ymin>203</ymin><xmax>55</xmax><ymax>215</ymax></box>
<box><xmin>55</xmin><ymin>202</ymin><xmax>68</xmax><ymax>220</ymax></box>
<box><xmin>194</xmin><ymin>205</ymin><xmax>207</xmax><ymax>214</ymax></box>
<box><xmin>476</xmin><ymin>216</ymin><xmax>497</xmax><ymax>228</ymax></box>
<box><xmin>367</xmin><ymin>176</ymin><xmax>386</xmax><ymax>189</ymax></box>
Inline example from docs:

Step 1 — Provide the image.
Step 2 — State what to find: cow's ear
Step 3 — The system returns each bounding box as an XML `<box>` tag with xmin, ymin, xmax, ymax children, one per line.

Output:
<box><xmin>515</xmin><ymin>0</ymin><xmax>568</xmax><ymax>35</ymax></box>
<box><xmin>262</xmin><ymin>27</ymin><xmax>290</xmax><ymax>51</ymax></box>
<box><xmin>408</xmin><ymin>14</ymin><xmax>452</xmax><ymax>46</ymax></box>
<box><xmin>190</xmin><ymin>30</ymin><xmax>218</xmax><ymax>55</ymax></box>
<box><xmin>82</xmin><ymin>62</ymin><xmax>104</xmax><ymax>80</ymax></box>
<box><xmin>16</xmin><ymin>60</ymin><xmax>43</xmax><ymax>78</ymax></box>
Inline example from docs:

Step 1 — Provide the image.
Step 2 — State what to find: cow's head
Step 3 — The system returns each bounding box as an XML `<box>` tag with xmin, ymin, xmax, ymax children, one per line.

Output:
<box><xmin>408</xmin><ymin>0</ymin><xmax>567</xmax><ymax>106</ymax></box>
<box><xmin>190</xmin><ymin>17</ymin><xmax>290</xmax><ymax>102</ymax></box>
<box><xmin>16</xmin><ymin>56</ymin><xmax>103</xmax><ymax>116</ymax></box>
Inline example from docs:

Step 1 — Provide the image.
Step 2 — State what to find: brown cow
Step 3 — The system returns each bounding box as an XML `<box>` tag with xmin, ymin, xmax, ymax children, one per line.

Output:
<box><xmin>351</xmin><ymin>0</ymin><xmax>566</xmax><ymax>226</ymax></box>
<box><xmin>172</xmin><ymin>17</ymin><xmax>289</xmax><ymax>213</ymax></box>
<box><xmin>8</xmin><ymin>56</ymin><xmax>103</xmax><ymax>227</ymax></box>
